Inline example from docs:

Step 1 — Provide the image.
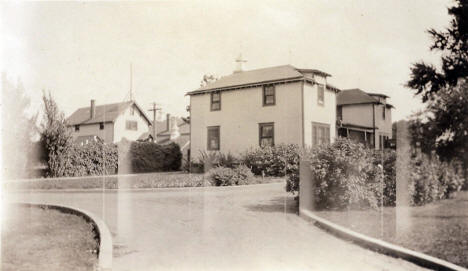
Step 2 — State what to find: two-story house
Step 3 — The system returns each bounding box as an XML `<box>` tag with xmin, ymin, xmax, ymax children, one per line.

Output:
<box><xmin>67</xmin><ymin>100</ymin><xmax>152</xmax><ymax>144</ymax></box>
<box><xmin>336</xmin><ymin>89</ymin><xmax>394</xmax><ymax>149</ymax></box>
<box><xmin>186</xmin><ymin>65</ymin><xmax>340</xmax><ymax>158</ymax></box>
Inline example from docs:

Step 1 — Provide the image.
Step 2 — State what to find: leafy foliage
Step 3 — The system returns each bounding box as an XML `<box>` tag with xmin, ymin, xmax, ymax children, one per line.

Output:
<box><xmin>129</xmin><ymin>141</ymin><xmax>182</xmax><ymax>173</ymax></box>
<box><xmin>409</xmin><ymin>154</ymin><xmax>464</xmax><ymax>205</ymax></box>
<box><xmin>39</xmin><ymin>91</ymin><xmax>74</xmax><ymax>177</ymax></box>
<box><xmin>407</xmin><ymin>0</ymin><xmax>468</xmax><ymax>102</ymax></box>
<box><xmin>242</xmin><ymin>144</ymin><xmax>300</xmax><ymax>177</ymax></box>
<box><xmin>68</xmin><ymin>142</ymin><xmax>118</xmax><ymax>176</ymax></box>
<box><xmin>1</xmin><ymin>73</ymin><xmax>38</xmax><ymax>179</ymax></box>
<box><xmin>205</xmin><ymin>165</ymin><xmax>254</xmax><ymax>186</ymax></box>
<box><xmin>301</xmin><ymin>138</ymin><xmax>383</xmax><ymax>210</ymax></box>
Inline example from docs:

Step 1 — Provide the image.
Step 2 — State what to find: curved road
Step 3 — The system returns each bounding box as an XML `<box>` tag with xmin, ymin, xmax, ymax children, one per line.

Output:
<box><xmin>4</xmin><ymin>182</ymin><xmax>428</xmax><ymax>271</ymax></box>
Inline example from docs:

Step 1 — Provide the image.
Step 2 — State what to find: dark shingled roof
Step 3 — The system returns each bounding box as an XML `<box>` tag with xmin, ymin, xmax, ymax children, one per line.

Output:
<box><xmin>67</xmin><ymin>101</ymin><xmax>151</xmax><ymax>126</ymax></box>
<box><xmin>187</xmin><ymin>65</ymin><xmax>337</xmax><ymax>95</ymax></box>
<box><xmin>337</xmin><ymin>89</ymin><xmax>380</xmax><ymax>106</ymax></box>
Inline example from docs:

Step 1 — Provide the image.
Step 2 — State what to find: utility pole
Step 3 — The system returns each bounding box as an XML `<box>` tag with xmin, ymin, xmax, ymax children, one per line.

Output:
<box><xmin>148</xmin><ymin>102</ymin><xmax>161</xmax><ymax>143</ymax></box>
<box><xmin>129</xmin><ymin>63</ymin><xmax>134</xmax><ymax>101</ymax></box>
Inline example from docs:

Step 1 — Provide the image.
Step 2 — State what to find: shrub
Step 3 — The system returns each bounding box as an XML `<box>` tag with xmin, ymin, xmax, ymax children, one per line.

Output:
<box><xmin>205</xmin><ymin>165</ymin><xmax>254</xmax><ymax>186</ymax></box>
<box><xmin>372</xmin><ymin>150</ymin><xmax>396</xmax><ymax>206</ymax></box>
<box><xmin>303</xmin><ymin>138</ymin><xmax>380</xmax><ymax>210</ymax></box>
<box><xmin>243</xmin><ymin>144</ymin><xmax>300</xmax><ymax>177</ymax></box>
<box><xmin>409</xmin><ymin>154</ymin><xmax>464</xmax><ymax>205</ymax></box>
<box><xmin>128</xmin><ymin>141</ymin><xmax>182</xmax><ymax>173</ymax></box>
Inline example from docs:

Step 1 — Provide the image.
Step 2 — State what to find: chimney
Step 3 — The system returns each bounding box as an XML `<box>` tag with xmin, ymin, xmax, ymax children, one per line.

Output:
<box><xmin>90</xmin><ymin>100</ymin><xmax>96</xmax><ymax>119</ymax></box>
<box><xmin>166</xmin><ymin>114</ymin><xmax>171</xmax><ymax>132</ymax></box>
<box><xmin>169</xmin><ymin>116</ymin><xmax>180</xmax><ymax>140</ymax></box>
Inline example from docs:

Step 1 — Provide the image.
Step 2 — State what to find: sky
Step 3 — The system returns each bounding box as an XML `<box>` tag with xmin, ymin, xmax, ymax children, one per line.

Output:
<box><xmin>1</xmin><ymin>0</ymin><xmax>452</xmax><ymax>121</ymax></box>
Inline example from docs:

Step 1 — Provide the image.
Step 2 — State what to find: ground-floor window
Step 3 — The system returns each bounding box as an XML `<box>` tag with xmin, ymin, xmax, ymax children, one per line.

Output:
<box><xmin>259</xmin><ymin>122</ymin><xmax>274</xmax><ymax>147</ymax></box>
<box><xmin>312</xmin><ymin>122</ymin><xmax>330</xmax><ymax>146</ymax></box>
<box><xmin>207</xmin><ymin>126</ymin><xmax>220</xmax><ymax>150</ymax></box>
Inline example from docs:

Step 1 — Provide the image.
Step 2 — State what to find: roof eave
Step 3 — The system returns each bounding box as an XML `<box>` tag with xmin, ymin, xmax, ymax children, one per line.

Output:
<box><xmin>186</xmin><ymin>76</ymin><xmax>305</xmax><ymax>96</ymax></box>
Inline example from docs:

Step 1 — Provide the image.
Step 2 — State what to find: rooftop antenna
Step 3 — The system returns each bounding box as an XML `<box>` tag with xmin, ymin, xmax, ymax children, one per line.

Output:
<box><xmin>129</xmin><ymin>63</ymin><xmax>134</xmax><ymax>101</ymax></box>
<box><xmin>234</xmin><ymin>53</ymin><xmax>247</xmax><ymax>74</ymax></box>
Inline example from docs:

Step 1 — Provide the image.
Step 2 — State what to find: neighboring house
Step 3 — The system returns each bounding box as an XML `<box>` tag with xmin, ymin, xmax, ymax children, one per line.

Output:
<box><xmin>67</xmin><ymin>100</ymin><xmax>152</xmax><ymax>144</ymax></box>
<box><xmin>186</xmin><ymin>65</ymin><xmax>340</xmax><ymax>158</ymax></box>
<box><xmin>336</xmin><ymin>89</ymin><xmax>394</xmax><ymax>149</ymax></box>
<box><xmin>153</xmin><ymin>114</ymin><xmax>191</xmax><ymax>159</ymax></box>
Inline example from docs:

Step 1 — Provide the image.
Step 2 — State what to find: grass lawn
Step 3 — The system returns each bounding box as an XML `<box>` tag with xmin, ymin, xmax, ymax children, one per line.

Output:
<box><xmin>315</xmin><ymin>191</ymin><xmax>468</xmax><ymax>268</ymax></box>
<box><xmin>1</xmin><ymin>205</ymin><xmax>98</xmax><ymax>271</ymax></box>
<box><xmin>4</xmin><ymin>172</ymin><xmax>283</xmax><ymax>190</ymax></box>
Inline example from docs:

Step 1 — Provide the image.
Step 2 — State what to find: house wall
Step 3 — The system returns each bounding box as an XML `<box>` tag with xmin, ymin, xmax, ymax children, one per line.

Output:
<box><xmin>374</xmin><ymin>104</ymin><xmax>392</xmax><ymax>138</ymax></box>
<box><xmin>341</xmin><ymin>103</ymin><xmax>393</xmax><ymax>149</ymax></box>
<box><xmin>303</xmin><ymin>82</ymin><xmax>336</xmax><ymax>147</ymax></box>
<box><xmin>341</xmin><ymin>104</ymin><xmax>374</xmax><ymax>128</ymax></box>
<box><xmin>190</xmin><ymin>82</ymin><xmax>303</xmax><ymax>158</ymax></box>
<box><xmin>114</xmin><ymin>104</ymin><xmax>151</xmax><ymax>143</ymax></box>
<box><xmin>71</xmin><ymin>122</ymin><xmax>114</xmax><ymax>143</ymax></box>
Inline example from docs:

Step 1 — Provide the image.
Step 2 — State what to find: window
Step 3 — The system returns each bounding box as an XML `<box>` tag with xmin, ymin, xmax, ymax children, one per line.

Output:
<box><xmin>317</xmin><ymin>85</ymin><xmax>325</xmax><ymax>105</ymax></box>
<box><xmin>207</xmin><ymin>126</ymin><xmax>220</xmax><ymax>150</ymax></box>
<box><xmin>126</xmin><ymin>120</ymin><xmax>138</xmax><ymax>131</ymax></box>
<box><xmin>210</xmin><ymin>92</ymin><xmax>221</xmax><ymax>111</ymax></box>
<box><xmin>130</xmin><ymin>106</ymin><xmax>135</xmax><ymax>116</ymax></box>
<box><xmin>259</xmin><ymin>123</ymin><xmax>274</xmax><ymax>147</ymax></box>
<box><xmin>312</xmin><ymin>122</ymin><xmax>330</xmax><ymax>146</ymax></box>
<box><xmin>337</xmin><ymin>106</ymin><xmax>343</xmax><ymax>121</ymax></box>
<box><xmin>75</xmin><ymin>125</ymin><xmax>80</xmax><ymax>132</ymax></box>
<box><xmin>382</xmin><ymin>106</ymin><xmax>386</xmax><ymax>120</ymax></box>
<box><xmin>263</xmin><ymin>85</ymin><xmax>275</xmax><ymax>106</ymax></box>
<box><xmin>99</xmin><ymin>122</ymin><xmax>104</xmax><ymax>130</ymax></box>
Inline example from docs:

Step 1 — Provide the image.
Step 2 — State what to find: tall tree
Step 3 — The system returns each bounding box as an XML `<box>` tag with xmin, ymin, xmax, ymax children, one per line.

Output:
<box><xmin>39</xmin><ymin>91</ymin><xmax>73</xmax><ymax>177</ymax></box>
<box><xmin>407</xmin><ymin>0</ymin><xmax>468</xmax><ymax>102</ymax></box>
<box><xmin>1</xmin><ymin>73</ymin><xmax>38</xmax><ymax>179</ymax></box>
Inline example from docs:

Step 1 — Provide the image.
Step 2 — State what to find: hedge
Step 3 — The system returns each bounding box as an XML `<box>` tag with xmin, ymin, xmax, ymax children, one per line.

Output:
<box><xmin>45</xmin><ymin>141</ymin><xmax>118</xmax><ymax>177</ymax></box>
<box><xmin>128</xmin><ymin>141</ymin><xmax>182</xmax><ymax>173</ymax></box>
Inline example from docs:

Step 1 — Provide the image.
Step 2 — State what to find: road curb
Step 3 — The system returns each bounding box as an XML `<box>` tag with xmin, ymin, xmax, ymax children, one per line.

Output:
<box><xmin>14</xmin><ymin>202</ymin><xmax>113</xmax><ymax>271</ymax></box>
<box><xmin>299</xmin><ymin>208</ymin><xmax>467</xmax><ymax>271</ymax></box>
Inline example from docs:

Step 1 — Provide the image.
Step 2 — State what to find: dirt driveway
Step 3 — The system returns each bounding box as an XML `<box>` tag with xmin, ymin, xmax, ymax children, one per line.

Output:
<box><xmin>4</xmin><ymin>182</ymin><xmax>428</xmax><ymax>271</ymax></box>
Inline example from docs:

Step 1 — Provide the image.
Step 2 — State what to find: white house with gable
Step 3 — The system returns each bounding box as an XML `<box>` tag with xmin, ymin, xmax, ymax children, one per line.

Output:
<box><xmin>67</xmin><ymin>100</ymin><xmax>152</xmax><ymax>144</ymax></box>
<box><xmin>186</xmin><ymin>64</ymin><xmax>340</xmax><ymax>158</ymax></box>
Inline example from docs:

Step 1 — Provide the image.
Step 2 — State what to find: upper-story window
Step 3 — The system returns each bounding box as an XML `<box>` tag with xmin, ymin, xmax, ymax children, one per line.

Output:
<box><xmin>263</xmin><ymin>85</ymin><xmax>275</xmax><ymax>106</ymax></box>
<box><xmin>126</xmin><ymin>120</ymin><xmax>138</xmax><ymax>131</ymax></box>
<box><xmin>317</xmin><ymin>85</ymin><xmax>325</xmax><ymax>105</ymax></box>
<box><xmin>100</xmin><ymin>122</ymin><xmax>104</xmax><ymax>130</ymax></box>
<box><xmin>382</xmin><ymin>106</ymin><xmax>386</xmax><ymax>120</ymax></box>
<box><xmin>130</xmin><ymin>106</ymin><xmax>135</xmax><ymax>116</ymax></box>
<box><xmin>211</xmin><ymin>92</ymin><xmax>221</xmax><ymax>111</ymax></box>
<box><xmin>75</xmin><ymin>125</ymin><xmax>80</xmax><ymax>132</ymax></box>
<box><xmin>259</xmin><ymin>122</ymin><xmax>274</xmax><ymax>147</ymax></box>
<box><xmin>207</xmin><ymin>126</ymin><xmax>220</xmax><ymax>150</ymax></box>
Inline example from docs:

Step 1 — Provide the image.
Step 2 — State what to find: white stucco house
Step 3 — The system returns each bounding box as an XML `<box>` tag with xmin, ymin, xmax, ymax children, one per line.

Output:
<box><xmin>67</xmin><ymin>100</ymin><xmax>152</xmax><ymax>144</ymax></box>
<box><xmin>186</xmin><ymin>65</ymin><xmax>340</xmax><ymax>158</ymax></box>
<box><xmin>337</xmin><ymin>89</ymin><xmax>394</xmax><ymax>149</ymax></box>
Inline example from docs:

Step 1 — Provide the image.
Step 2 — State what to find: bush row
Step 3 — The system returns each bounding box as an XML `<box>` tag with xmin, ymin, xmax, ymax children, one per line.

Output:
<box><xmin>45</xmin><ymin>141</ymin><xmax>118</xmax><ymax>177</ymax></box>
<box><xmin>127</xmin><ymin>141</ymin><xmax>182</xmax><ymax>173</ymax></box>
<box><xmin>286</xmin><ymin>137</ymin><xmax>464</xmax><ymax>210</ymax></box>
